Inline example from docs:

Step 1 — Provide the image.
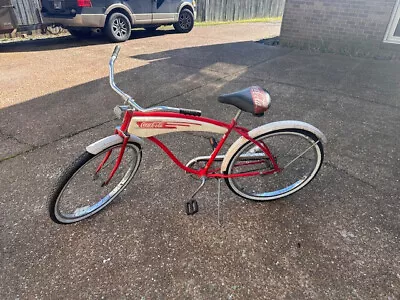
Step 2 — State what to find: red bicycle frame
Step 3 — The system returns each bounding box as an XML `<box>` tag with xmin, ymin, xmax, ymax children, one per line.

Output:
<box><xmin>99</xmin><ymin>110</ymin><xmax>281</xmax><ymax>185</ymax></box>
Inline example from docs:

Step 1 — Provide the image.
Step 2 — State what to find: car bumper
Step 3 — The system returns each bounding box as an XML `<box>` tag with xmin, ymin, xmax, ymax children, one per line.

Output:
<box><xmin>42</xmin><ymin>14</ymin><xmax>106</xmax><ymax>28</ymax></box>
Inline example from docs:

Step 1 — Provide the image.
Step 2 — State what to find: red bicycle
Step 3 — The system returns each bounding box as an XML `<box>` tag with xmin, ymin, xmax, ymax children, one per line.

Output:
<box><xmin>49</xmin><ymin>46</ymin><xmax>327</xmax><ymax>224</ymax></box>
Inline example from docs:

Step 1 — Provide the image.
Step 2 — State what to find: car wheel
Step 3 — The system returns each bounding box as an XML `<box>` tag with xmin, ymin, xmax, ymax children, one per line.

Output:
<box><xmin>173</xmin><ymin>8</ymin><xmax>194</xmax><ymax>33</ymax></box>
<box><xmin>68</xmin><ymin>29</ymin><xmax>92</xmax><ymax>38</ymax></box>
<box><xmin>105</xmin><ymin>12</ymin><xmax>131</xmax><ymax>43</ymax></box>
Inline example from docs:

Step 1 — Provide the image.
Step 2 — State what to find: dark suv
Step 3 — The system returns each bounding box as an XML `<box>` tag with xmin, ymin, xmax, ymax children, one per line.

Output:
<box><xmin>41</xmin><ymin>0</ymin><xmax>197</xmax><ymax>42</ymax></box>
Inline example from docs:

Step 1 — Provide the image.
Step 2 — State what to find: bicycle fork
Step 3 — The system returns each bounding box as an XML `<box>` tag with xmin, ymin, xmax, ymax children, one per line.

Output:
<box><xmin>95</xmin><ymin>129</ymin><xmax>130</xmax><ymax>187</ymax></box>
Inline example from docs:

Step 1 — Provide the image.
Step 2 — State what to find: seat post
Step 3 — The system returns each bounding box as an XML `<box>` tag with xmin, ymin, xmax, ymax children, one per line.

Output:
<box><xmin>234</xmin><ymin>110</ymin><xmax>242</xmax><ymax>122</ymax></box>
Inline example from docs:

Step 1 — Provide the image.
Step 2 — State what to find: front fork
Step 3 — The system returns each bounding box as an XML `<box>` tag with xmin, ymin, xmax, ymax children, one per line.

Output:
<box><xmin>95</xmin><ymin>128</ymin><xmax>130</xmax><ymax>186</ymax></box>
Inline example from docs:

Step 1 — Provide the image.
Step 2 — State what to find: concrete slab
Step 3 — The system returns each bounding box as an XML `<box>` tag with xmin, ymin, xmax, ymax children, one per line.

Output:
<box><xmin>247</xmin><ymin>50</ymin><xmax>400</xmax><ymax>108</ymax></box>
<box><xmin>0</xmin><ymin>61</ymin><xmax>224</xmax><ymax>148</ymax></box>
<box><xmin>0</xmin><ymin>23</ymin><xmax>281</xmax><ymax>108</ymax></box>
<box><xmin>0</xmin><ymin>117</ymin><xmax>398</xmax><ymax>299</ymax></box>
<box><xmin>0</xmin><ymin>22</ymin><xmax>399</xmax><ymax>299</ymax></box>
<box><xmin>132</xmin><ymin>41</ymin><xmax>293</xmax><ymax>75</ymax></box>
<box><xmin>337</xmin><ymin>58</ymin><xmax>400</xmax><ymax>107</ymax></box>
<box><xmin>0</xmin><ymin>132</ymin><xmax>33</xmax><ymax>161</ymax></box>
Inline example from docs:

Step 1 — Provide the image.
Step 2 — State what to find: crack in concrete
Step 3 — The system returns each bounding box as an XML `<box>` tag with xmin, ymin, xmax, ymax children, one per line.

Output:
<box><xmin>164</xmin><ymin>47</ymin><xmax>295</xmax><ymax>79</ymax></box>
<box><xmin>0</xmin><ymin>118</ymin><xmax>117</xmax><ymax>163</ymax></box>
<box><xmin>0</xmin><ymin>128</ymin><xmax>35</xmax><ymax>148</ymax></box>
<box><xmin>322</xmin><ymin>161</ymin><xmax>393</xmax><ymax>196</ymax></box>
<box><xmin>0</xmin><ymin>76</ymin><xmax>225</xmax><ymax>164</ymax></box>
<box><xmin>242</xmin><ymin>75</ymin><xmax>400</xmax><ymax>111</ymax></box>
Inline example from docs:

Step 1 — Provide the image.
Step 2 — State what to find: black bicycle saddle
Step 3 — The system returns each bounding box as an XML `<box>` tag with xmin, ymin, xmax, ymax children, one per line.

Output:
<box><xmin>218</xmin><ymin>86</ymin><xmax>271</xmax><ymax>117</ymax></box>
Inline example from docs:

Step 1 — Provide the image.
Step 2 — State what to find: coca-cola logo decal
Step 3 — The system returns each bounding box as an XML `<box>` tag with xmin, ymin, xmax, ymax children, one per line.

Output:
<box><xmin>136</xmin><ymin>121</ymin><xmax>201</xmax><ymax>129</ymax></box>
<box><xmin>250</xmin><ymin>86</ymin><xmax>269</xmax><ymax>114</ymax></box>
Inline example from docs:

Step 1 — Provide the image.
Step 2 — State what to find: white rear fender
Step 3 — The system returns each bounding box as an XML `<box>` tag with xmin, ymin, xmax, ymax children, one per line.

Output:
<box><xmin>220</xmin><ymin>121</ymin><xmax>327</xmax><ymax>173</ymax></box>
<box><xmin>86</xmin><ymin>134</ymin><xmax>144</xmax><ymax>155</ymax></box>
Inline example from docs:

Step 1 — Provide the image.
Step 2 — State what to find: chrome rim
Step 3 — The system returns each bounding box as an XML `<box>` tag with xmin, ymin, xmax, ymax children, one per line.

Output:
<box><xmin>179</xmin><ymin>11</ymin><xmax>192</xmax><ymax>29</ymax></box>
<box><xmin>228</xmin><ymin>131</ymin><xmax>322</xmax><ymax>201</ymax></box>
<box><xmin>55</xmin><ymin>144</ymin><xmax>141</xmax><ymax>223</ymax></box>
<box><xmin>112</xmin><ymin>17</ymin><xmax>129</xmax><ymax>38</ymax></box>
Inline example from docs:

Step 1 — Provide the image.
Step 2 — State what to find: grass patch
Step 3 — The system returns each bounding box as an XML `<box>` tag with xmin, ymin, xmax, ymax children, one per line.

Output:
<box><xmin>195</xmin><ymin>17</ymin><xmax>282</xmax><ymax>27</ymax></box>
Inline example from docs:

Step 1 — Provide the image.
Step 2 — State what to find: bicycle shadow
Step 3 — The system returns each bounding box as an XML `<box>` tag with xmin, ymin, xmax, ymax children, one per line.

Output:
<box><xmin>0</xmin><ymin>40</ymin><xmax>291</xmax><ymax>158</ymax></box>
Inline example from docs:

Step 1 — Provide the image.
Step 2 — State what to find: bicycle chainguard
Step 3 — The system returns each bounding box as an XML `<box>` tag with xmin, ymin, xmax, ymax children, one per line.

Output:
<box><xmin>185</xmin><ymin>200</ymin><xmax>199</xmax><ymax>215</ymax></box>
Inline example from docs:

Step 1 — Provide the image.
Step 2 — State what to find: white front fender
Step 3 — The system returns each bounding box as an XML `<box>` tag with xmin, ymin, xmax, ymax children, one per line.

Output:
<box><xmin>220</xmin><ymin>121</ymin><xmax>327</xmax><ymax>173</ymax></box>
<box><xmin>86</xmin><ymin>134</ymin><xmax>144</xmax><ymax>155</ymax></box>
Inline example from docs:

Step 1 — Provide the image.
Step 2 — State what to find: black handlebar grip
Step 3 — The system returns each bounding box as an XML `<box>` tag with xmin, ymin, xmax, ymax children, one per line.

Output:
<box><xmin>179</xmin><ymin>109</ymin><xmax>202</xmax><ymax>116</ymax></box>
<box><xmin>112</xmin><ymin>45</ymin><xmax>121</xmax><ymax>58</ymax></box>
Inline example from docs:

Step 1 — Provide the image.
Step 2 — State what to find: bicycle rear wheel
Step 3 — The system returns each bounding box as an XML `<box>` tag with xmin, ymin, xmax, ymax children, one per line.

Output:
<box><xmin>225</xmin><ymin>129</ymin><xmax>324</xmax><ymax>201</ymax></box>
<box><xmin>49</xmin><ymin>143</ymin><xmax>141</xmax><ymax>224</ymax></box>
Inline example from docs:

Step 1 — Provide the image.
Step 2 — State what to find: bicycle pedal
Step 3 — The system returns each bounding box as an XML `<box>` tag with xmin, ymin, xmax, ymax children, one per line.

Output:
<box><xmin>185</xmin><ymin>200</ymin><xmax>199</xmax><ymax>215</ymax></box>
<box><xmin>209</xmin><ymin>137</ymin><xmax>219</xmax><ymax>150</ymax></box>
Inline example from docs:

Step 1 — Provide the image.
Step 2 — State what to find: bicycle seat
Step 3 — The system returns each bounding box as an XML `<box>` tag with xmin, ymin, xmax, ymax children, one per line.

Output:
<box><xmin>218</xmin><ymin>86</ymin><xmax>271</xmax><ymax>117</ymax></box>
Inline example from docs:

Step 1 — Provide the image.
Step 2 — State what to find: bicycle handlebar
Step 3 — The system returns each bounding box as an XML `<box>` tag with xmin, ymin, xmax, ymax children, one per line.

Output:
<box><xmin>112</xmin><ymin>45</ymin><xmax>121</xmax><ymax>59</ymax></box>
<box><xmin>179</xmin><ymin>108</ymin><xmax>202</xmax><ymax>116</ymax></box>
<box><xmin>108</xmin><ymin>46</ymin><xmax>201</xmax><ymax>116</ymax></box>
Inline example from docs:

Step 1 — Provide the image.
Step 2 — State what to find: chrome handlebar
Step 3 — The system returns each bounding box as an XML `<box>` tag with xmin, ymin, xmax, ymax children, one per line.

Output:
<box><xmin>109</xmin><ymin>46</ymin><xmax>184</xmax><ymax>114</ymax></box>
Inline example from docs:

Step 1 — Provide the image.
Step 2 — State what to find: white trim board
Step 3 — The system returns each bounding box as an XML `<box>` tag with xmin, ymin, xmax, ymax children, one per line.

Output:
<box><xmin>384</xmin><ymin>0</ymin><xmax>400</xmax><ymax>44</ymax></box>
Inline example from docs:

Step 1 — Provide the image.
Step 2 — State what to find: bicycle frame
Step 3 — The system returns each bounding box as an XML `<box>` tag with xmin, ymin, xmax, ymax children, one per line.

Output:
<box><xmin>97</xmin><ymin>110</ymin><xmax>281</xmax><ymax>185</ymax></box>
<box><xmin>98</xmin><ymin>46</ymin><xmax>280</xmax><ymax>185</ymax></box>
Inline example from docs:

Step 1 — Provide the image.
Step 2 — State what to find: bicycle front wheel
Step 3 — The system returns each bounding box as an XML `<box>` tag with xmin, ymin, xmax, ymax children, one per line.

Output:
<box><xmin>225</xmin><ymin>129</ymin><xmax>324</xmax><ymax>201</ymax></box>
<box><xmin>49</xmin><ymin>143</ymin><xmax>142</xmax><ymax>224</ymax></box>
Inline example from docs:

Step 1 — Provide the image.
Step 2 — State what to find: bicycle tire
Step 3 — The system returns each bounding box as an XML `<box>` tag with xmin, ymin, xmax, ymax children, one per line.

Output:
<box><xmin>49</xmin><ymin>143</ymin><xmax>141</xmax><ymax>224</ymax></box>
<box><xmin>225</xmin><ymin>129</ymin><xmax>324</xmax><ymax>201</ymax></box>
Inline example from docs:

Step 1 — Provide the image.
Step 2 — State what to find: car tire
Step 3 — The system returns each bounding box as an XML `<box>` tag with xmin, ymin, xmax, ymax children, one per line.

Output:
<box><xmin>68</xmin><ymin>29</ymin><xmax>92</xmax><ymax>38</ymax></box>
<box><xmin>173</xmin><ymin>8</ymin><xmax>194</xmax><ymax>33</ymax></box>
<box><xmin>104</xmin><ymin>12</ymin><xmax>132</xmax><ymax>43</ymax></box>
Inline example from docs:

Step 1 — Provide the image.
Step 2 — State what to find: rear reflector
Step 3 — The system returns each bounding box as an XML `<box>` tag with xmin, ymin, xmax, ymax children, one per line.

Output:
<box><xmin>77</xmin><ymin>0</ymin><xmax>92</xmax><ymax>7</ymax></box>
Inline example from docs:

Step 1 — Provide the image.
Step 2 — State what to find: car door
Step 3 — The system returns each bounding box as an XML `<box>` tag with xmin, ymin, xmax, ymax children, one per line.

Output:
<box><xmin>152</xmin><ymin>0</ymin><xmax>180</xmax><ymax>23</ymax></box>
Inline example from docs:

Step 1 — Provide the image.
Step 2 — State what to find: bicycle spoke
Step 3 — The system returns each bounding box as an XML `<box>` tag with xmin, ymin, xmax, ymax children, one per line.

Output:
<box><xmin>283</xmin><ymin>140</ymin><xmax>320</xmax><ymax>170</ymax></box>
<box><xmin>226</xmin><ymin>130</ymin><xmax>323</xmax><ymax>201</ymax></box>
<box><xmin>52</xmin><ymin>144</ymin><xmax>141</xmax><ymax>223</ymax></box>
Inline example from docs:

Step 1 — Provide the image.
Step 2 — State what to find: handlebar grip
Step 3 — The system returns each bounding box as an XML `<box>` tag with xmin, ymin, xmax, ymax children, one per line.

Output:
<box><xmin>179</xmin><ymin>108</ymin><xmax>202</xmax><ymax>116</ymax></box>
<box><xmin>112</xmin><ymin>45</ymin><xmax>121</xmax><ymax>58</ymax></box>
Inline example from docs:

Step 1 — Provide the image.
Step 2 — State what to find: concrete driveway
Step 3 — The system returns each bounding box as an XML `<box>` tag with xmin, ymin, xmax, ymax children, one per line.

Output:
<box><xmin>1</xmin><ymin>23</ymin><xmax>399</xmax><ymax>299</ymax></box>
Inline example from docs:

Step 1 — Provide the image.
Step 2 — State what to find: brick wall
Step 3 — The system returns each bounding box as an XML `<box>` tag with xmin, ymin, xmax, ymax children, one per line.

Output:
<box><xmin>280</xmin><ymin>0</ymin><xmax>399</xmax><ymax>57</ymax></box>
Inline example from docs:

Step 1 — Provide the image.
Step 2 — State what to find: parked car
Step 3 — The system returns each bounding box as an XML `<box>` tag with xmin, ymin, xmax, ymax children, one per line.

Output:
<box><xmin>41</xmin><ymin>0</ymin><xmax>197</xmax><ymax>42</ymax></box>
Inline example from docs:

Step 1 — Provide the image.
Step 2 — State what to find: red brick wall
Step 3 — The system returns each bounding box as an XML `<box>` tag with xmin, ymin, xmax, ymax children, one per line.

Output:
<box><xmin>280</xmin><ymin>0</ymin><xmax>399</xmax><ymax>56</ymax></box>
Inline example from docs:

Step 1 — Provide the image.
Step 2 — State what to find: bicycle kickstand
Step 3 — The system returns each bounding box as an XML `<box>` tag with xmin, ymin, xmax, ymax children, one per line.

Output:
<box><xmin>186</xmin><ymin>177</ymin><xmax>206</xmax><ymax>215</ymax></box>
<box><xmin>217</xmin><ymin>178</ymin><xmax>223</xmax><ymax>226</ymax></box>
